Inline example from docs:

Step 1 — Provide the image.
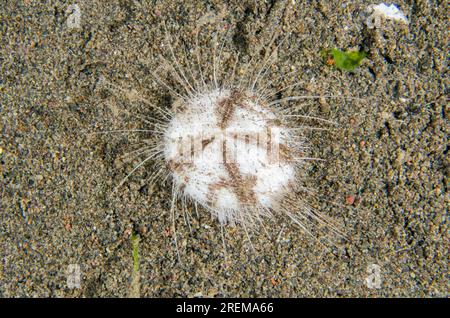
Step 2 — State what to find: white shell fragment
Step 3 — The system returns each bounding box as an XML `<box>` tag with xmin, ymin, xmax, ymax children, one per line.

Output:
<box><xmin>369</xmin><ymin>3</ymin><xmax>409</xmax><ymax>24</ymax></box>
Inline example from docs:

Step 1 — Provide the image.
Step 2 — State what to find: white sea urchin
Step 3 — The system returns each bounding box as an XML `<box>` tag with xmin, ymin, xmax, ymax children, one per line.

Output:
<box><xmin>103</xmin><ymin>22</ymin><xmax>341</xmax><ymax>248</ymax></box>
<box><xmin>164</xmin><ymin>88</ymin><xmax>299</xmax><ymax>225</ymax></box>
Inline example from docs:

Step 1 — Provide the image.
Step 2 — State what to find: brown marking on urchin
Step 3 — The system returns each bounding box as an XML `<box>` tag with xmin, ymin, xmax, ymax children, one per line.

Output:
<box><xmin>224</xmin><ymin>162</ymin><xmax>257</xmax><ymax>206</ymax></box>
<box><xmin>221</xmin><ymin>133</ymin><xmax>232</xmax><ymax>164</ymax></box>
<box><xmin>201</xmin><ymin>136</ymin><xmax>215</xmax><ymax>150</ymax></box>
<box><xmin>214</xmin><ymin>91</ymin><xmax>293</xmax><ymax>207</ymax></box>
<box><xmin>216</xmin><ymin>90</ymin><xmax>244</xmax><ymax>129</ymax></box>
<box><xmin>206</xmin><ymin>177</ymin><xmax>229</xmax><ymax>207</ymax></box>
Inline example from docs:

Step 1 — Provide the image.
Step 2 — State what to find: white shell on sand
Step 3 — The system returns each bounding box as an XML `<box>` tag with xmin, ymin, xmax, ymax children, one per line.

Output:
<box><xmin>369</xmin><ymin>3</ymin><xmax>409</xmax><ymax>24</ymax></box>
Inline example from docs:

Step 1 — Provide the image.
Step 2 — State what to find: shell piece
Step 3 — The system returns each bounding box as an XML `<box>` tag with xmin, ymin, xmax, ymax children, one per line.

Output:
<box><xmin>369</xmin><ymin>3</ymin><xmax>409</xmax><ymax>24</ymax></box>
<box><xmin>163</xmin><ymin>88</ymin><xmax>298</xmax><ymax>224</ymax></box>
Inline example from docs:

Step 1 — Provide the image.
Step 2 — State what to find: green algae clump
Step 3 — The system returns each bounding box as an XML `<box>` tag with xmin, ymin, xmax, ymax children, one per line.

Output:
<box><xmin>323</xmin><ymin>48</ymin><xmax>366</xmax><ymax>71</ymax></box>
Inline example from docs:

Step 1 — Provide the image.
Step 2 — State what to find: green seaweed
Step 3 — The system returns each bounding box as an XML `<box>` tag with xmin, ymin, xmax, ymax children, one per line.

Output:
<box><xmin>131</xmin><ymin>232</ymin><xmax>139</xmax><ymax>273</ymax></box>
<box><xmin>323</xmin><ymin>48</ymin><xmax>366</xmax><ymax>71</ymax></box>
<box><xmin>128</xmin><ymin>232</ymin><xmax>141</xmax><ymax>297</ymax></box>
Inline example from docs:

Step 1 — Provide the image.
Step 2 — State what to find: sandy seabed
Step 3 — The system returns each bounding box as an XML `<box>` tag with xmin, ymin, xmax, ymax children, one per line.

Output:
<box><xmin>0</xmin><ymin>0</ymin><xmax>448</xmax><ymax>297</ymax></box>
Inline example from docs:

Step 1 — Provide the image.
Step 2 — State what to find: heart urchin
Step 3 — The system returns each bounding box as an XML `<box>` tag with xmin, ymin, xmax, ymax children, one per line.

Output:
<box><xmin>164</xmin><ymin>88</ymin><xmax>299</xmax><ymax>226</ymax></box>
<box><xmin>106</xmin><ymin>23</ymin><xmax>341</xmax><ymax>248</ymax></box>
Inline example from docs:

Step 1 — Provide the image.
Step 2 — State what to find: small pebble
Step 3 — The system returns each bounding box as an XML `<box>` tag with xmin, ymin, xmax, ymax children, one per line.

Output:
<box><xmin>346</xmin><ymin>195</ymin><xmax>355</xmax><ymax>205</ymax></box>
